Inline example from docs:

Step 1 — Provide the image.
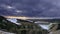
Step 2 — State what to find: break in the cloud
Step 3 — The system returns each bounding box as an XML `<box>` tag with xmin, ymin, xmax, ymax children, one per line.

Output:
<box><xmin>0</xmin><ymin>0</ymin><xmax>60</xmax><ymax>17</ymax></box>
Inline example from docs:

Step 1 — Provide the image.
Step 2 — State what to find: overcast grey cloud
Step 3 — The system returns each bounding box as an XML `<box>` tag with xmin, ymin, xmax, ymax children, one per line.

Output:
<box><xmin>0</xmin><ymin>0</ymin><xmax>60</xmax><ymax>17</ymax></box>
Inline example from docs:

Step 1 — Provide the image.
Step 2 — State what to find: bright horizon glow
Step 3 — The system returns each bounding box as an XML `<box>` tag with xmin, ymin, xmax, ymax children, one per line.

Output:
<box><xmin>4</xmin><ymin>16</ymin><xmax>59</xmax><ymax>20</ymax></box>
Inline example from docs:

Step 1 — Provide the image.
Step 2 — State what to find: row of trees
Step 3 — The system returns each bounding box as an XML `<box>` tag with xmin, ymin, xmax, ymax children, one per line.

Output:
<box><xmin>0</xmin><ymin>16</ymin><xmax>48</xmax><ymax>34</ymax></box>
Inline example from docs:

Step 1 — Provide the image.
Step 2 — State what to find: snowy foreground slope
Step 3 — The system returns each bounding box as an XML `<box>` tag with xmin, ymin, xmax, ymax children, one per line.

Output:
<box><xmin>0</xmin><ymin>30</ymin><xmax>15</xmax><ymax>34</ymax></box>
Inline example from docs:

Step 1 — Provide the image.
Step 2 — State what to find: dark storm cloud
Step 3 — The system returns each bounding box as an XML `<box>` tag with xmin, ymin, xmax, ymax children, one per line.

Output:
<box><xmin>0</xmin><ymin>0</ymin><xmax>60</xmax><ymax>17</ymax></box>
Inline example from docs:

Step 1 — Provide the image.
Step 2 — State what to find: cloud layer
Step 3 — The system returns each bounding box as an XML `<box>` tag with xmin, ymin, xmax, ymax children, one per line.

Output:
<box><xmin>0</xmin><ymin>0</ymin><xmax>60</xmax><ymax>17</ymax></box>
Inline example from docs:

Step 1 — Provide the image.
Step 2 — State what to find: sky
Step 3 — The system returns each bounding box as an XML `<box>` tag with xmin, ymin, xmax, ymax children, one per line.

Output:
<box><xmin>0</xmin><ymin>0</ymin><xmax>60</xmax><ymax>17</ymax></box>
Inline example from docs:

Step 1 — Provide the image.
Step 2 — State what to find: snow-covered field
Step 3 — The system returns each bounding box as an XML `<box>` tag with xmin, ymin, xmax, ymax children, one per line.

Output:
<box><xmin>0</xmin><ymin>30</ymin><xmax>15</xmax><ymax>34</ymax></box>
